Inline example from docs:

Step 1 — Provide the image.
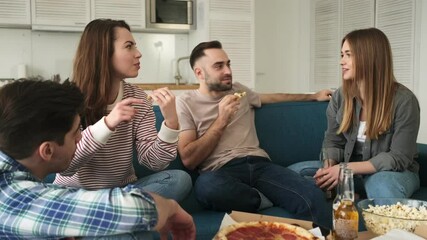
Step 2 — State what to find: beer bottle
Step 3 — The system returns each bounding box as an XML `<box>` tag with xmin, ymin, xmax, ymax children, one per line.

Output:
<box><xmin>332</xmin><ymin>164</ymin><xmax>358</xmax><ymax>240</ymax></box>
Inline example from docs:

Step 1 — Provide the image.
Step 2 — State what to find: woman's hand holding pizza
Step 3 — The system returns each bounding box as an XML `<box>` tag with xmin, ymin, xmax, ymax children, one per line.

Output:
<box><xmin>149</xmin><ymin>87</ymin><xmax>179</xmax><ymax>130</ymax></box>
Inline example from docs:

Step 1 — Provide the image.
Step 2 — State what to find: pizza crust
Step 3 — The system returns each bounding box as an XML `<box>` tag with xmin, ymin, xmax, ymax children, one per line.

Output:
<box><xmin>234</xmin><ymin>91</ymin><xmax>247</xmax><ymax>99</ymax></box>
<box><xmin>214</xmin><ymin>221</ymin><xmax>319</xmax><ymax>240</ymax></box>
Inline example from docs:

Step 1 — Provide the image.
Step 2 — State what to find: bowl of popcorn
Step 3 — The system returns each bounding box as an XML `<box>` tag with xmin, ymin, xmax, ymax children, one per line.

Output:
<box><xmin>358</xmin><ymin>198</ymin><xmax>427</xmax><ymax>235</ymax></box>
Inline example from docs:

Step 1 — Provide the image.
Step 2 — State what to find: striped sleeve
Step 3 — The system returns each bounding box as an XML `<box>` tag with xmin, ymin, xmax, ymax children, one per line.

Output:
<box><xmin>58</xmin><ymin>122</ymin><xmax>110</xmax><ymax>177</ymax></box>
<box><xmin>128</xmin><ymin>83</ymin><xmax>178</xmax><ymax>171</ymax></box>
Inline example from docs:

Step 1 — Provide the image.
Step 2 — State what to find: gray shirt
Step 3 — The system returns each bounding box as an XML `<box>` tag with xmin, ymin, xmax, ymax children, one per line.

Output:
<box><xmin>323</xmin><ymin>84</ymin><xmax>420</xmax><ymax>173</ymax></box>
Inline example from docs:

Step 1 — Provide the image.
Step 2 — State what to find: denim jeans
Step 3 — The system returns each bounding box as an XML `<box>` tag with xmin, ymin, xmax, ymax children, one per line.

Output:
<box><xmin>287</xmin><ymin>160</ymin><xmax>420</xmax><ymax>198</ymax></box>
<box><xmin>132</xmin><ymin>169</ymin><xmax>192</xmax><ymax>202</ymax></box>
<box><xmin>194</xmin><ymin>156</ymin><xmax>332</xmax><ymax>229</ymax></box>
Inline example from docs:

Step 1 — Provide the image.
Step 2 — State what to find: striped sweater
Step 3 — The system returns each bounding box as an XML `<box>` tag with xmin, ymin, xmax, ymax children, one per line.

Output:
<box><xmin>54</xmin><ymin>81</ymin><xmax>179</xmax><ymax>190</ymax></box>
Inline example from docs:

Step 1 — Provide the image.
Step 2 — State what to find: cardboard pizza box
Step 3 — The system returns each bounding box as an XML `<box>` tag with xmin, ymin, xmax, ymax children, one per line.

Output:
<box><xmin>228</xmin><ymin>211</ymin><xmax>314</xmax><ymax>230</ymax></box>
<box><xmin>222</xmin><ymin>211</ymin><xmax>427</xmax><ymax>239</ymax></box>
<box><xmin>220</xmin><ymin>211</ymin><xmax>325</xmax><ymax>239</ymax></box>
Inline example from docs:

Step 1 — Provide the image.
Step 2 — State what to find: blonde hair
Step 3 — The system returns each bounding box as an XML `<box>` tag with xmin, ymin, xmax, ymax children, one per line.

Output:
<box><xmin>339</xmin><ymin>28</ymin><xmax>397</xmax><ymax>139</ymax></box>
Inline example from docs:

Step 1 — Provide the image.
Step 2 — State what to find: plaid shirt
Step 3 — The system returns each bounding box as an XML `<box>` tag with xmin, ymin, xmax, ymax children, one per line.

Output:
<box><xmin>0</xmin><ymin>151</ymin><xmax>158</xmax><ymax>239</ymax></box>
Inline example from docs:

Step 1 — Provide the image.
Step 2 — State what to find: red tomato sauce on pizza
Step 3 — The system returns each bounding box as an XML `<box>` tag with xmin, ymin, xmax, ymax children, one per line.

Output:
<box><xmin>214</xmin><ymin>221</ymin><xmax>319</xmax><ymax>240</ymax></box>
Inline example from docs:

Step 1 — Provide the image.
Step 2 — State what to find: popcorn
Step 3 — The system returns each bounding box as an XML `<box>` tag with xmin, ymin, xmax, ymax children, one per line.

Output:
<box><xmin>362</xmin><ymin>201</ymin><xmax>427</xmax><ymax>235</ymax></box>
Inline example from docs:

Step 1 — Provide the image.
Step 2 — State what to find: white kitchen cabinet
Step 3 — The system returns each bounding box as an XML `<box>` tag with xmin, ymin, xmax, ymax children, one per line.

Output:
<box><xmin>311</xmin><ymin>0</ymin><xmax>419</xmax><ymax>91</ymax></box>
<box><xmin>91</xmin><ymin>0</ymin><xmax>146</xmax><ymax>31</ymax></box>
<box><xmin>6</xmin><ymin>0</ymin><xmax>193</xmax><ymax>33</ymax></box>
<box><xmin>0</xmin><ymin>0</ymin><xmax>31</xmax><ymax>27</ymax></box>
<box><xmin>31</xmin><ymin>0</ymin><xmax>146</xmax><ymax>32</ymax></box>
<box><xmin>31</xmin><ymin>0</ymin><xmax>90</xmax><ymax>31</ymax></box>
<box><xmin>190</xmin><ymin>0</ymin><xmax>255</xmax><ymax>89</ymax></box>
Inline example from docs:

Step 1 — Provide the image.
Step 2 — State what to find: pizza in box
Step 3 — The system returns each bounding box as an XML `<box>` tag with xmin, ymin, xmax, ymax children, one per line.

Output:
<box><xmin>214</xmin><ymin>221</ymin><xmax>319</xmax><ymax>240</ymax></box>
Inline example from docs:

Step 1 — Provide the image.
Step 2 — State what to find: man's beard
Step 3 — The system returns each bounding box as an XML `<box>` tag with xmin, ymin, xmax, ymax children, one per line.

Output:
<box><xmin>206</xmin><ymin>75</ymin><xmax>233</xmax><ymax>92</ymax></box>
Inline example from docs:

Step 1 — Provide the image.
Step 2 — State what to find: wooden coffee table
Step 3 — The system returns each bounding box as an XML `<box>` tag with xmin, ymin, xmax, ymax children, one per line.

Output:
<box><xmin>326</xmin><ymin>231</ymin><xmax>375</xmax><ymax>239</ymax></box>
<box><xmin>356</xmin><ymin>231</ymin><xmax>376</xmax><ymax>239</ymax></box>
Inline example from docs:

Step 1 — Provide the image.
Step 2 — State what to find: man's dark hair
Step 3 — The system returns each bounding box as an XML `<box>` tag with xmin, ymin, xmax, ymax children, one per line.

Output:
<box><xmin>0</xmin><ymin>79</ymin><xmax>84</xmax><ymax>159</ymax></box>
<box><xmin>189</xmin><ymin>40</ymin><xmax>223</xmax><ymax>69</ymax></box>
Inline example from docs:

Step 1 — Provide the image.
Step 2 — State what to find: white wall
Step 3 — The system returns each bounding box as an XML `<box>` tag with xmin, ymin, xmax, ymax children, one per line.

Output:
<box><xmin>1</xmin><ymin>2</ymin><xmax>425</xmax><ymax>142</ymax></box>
<box><xmin>0</xmin><ymin>28</ymin><xmax>190</xmax><ymax>85</ymax></box>
<box><xmin>254</xmin><ymin>0</ymin><xmax>426</xmax><ymax>143</ymax></box>
<box><xmin>254</xmin><ymin>0</ymin><xmax>310</xmax><ymax>93</ymax></box>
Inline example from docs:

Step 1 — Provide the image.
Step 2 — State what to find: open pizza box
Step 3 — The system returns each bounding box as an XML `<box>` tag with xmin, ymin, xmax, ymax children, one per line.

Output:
<box><xmin>219</xmin><ymin>211</ymin><xmax>427</xmax><ymax>239</ymax></box>
<box><xmin>219</xmin><ymin>211</ymin><xmax>325</xmax><ymax>239</ymax></box>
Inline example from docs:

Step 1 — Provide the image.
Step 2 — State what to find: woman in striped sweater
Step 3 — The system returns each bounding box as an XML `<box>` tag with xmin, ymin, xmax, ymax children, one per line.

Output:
<box><xmin>54</xmin><ymin>19</ymin><xmax>192</xmax><ymax>202</ymax></box>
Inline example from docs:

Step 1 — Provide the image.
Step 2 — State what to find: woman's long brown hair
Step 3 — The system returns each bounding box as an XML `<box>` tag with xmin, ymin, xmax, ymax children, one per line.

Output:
<box><xmin>339</xmin><ymin>28</ymin><xmax>397</xmax><ymax>139</ymax></box>
<box><xmin>73</xmin><ymin>19</ymin><xmax>130</xmax><ymax>126</ymax></box>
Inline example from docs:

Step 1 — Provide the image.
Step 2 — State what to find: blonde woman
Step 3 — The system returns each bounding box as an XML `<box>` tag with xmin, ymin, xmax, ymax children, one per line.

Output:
<box><xmin>289</xmin><ymin>28</ymin><xmax>420</xmax><ymax>199</ymax></box>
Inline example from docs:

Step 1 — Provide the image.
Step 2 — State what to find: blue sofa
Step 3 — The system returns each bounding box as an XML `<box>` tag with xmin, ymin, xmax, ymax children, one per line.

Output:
<box><xmin>45</xmin><ymin>101</ymin><xmax>427</xmax><ymax>239</ymax></box>
<box><xmin>132</xmin><ymin>101</ymin><xmax>427</xmax><ymax>239</ymax></box>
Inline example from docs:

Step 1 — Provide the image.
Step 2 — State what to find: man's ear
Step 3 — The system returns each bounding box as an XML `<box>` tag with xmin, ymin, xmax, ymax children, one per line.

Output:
<box><xmin>38</xmin><ymin>142</ymin><xmax>54</xmax><ymax>162</ymax></box>
<box><xmin>194</xmin><ymin>67</ymin><xmax>204</xmax><ymax>80</ymax></box>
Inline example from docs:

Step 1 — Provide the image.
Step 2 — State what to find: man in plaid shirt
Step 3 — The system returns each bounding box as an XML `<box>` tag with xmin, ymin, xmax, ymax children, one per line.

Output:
<box><xmin>0</xmin><ymin>80</ymin><xmax>195</xmax><ymax>240</ymax></box>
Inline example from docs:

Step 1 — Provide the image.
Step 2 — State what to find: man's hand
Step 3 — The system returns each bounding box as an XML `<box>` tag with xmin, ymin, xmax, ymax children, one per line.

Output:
<box><xmin>313</xmin><ymin>89</ymin><xmax>334</xmax><ymax>101</ymax></box>
<box><xmin>149</xmin><ymin>87</ymin><xmax>179</xmax><ymax>130</ymax></box>
<box><xmin>151</xmin><ymin>194</ymin><xmax>196</xmax><ymax>240</ymax></box>
<box><xmin>104</xmin><ymin>98</ymin><xmax>144</xmax><ymax>131</ymax></box>
<box><xmin>216</xmin><ymin>94</ymin><xmax>240</xmax><ymax>127</ymax></box>
<box><xmin>158</xmin><ymin>204</ymin><xmax>196</xmax><ymax>240</ymax></box>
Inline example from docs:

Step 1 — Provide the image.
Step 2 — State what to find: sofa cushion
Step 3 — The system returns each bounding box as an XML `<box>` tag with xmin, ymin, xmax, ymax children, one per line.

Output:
<box><xmin>255</xmin><ymin>102</ymin><xmax>328</xmax><ymax>166</ymax></box>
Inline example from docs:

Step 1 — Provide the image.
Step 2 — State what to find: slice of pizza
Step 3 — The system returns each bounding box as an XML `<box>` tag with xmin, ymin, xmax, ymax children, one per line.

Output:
<box><xmin>234</xmin><ymin>91</ymin><xmax>247</xmax><ymax>99</ymax></box>
<box><xmin>214</xmin><ymin>221</ymin><xmax>319</xmax><ymax>240</ymax></box>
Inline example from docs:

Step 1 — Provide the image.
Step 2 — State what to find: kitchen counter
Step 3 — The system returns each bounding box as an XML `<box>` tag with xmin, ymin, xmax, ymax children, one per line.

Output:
<box><xmin>135</xmin><ymin>83</ymin><xmax>199</xmax><ymax>91</ymax></box>
<box><xmin>134</xmin><ymin>83</ymin><xmax>199</xmax><ymax>101</ymax></box>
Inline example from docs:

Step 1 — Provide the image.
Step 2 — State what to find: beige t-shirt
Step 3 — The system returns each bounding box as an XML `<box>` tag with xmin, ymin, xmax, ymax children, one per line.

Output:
<box><xmin>176</xmin><ymin>82</ymin><xmax>269</xmax><ymax>172</ymax></box>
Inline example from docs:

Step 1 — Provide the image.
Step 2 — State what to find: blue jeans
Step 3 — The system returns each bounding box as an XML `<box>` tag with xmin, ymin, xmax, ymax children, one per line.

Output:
<box><xmin>133</xmin><ymin>169</ymin><xmax>192</xmax><ymax>202</ymax></box>
<box><xmin>195</xmin><ymin>156</ymin><xmax>332</xmax><ymax>229</ymax></box>
<box><xmin>287</xmin><ymin>161</ymin><xmax>420</xmax><ymax>198</ymax></box>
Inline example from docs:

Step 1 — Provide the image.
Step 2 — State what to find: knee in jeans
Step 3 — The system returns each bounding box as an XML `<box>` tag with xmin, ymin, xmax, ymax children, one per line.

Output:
<box><xmin>298</xmin><ymin>188</ymin><xmax>326</xmax><ymax>211</ymax></box>
<box><xmin>172</xmin><ymin>170</ymin><xmax>192</xmax><ymax>184</ymax></box>
<box><xmin>169</xmin><ymin>170</ymin><xmax>192</xmax><ymax>192</ymax></box>
<box><xmin>194</xmin><ymin>175</ymin><xmax>221</xmax><ymax>200</ymax></box>
<box><xmin>287</xmin><ymin>161</ymin><xmax>320</xmax><ymax>178</ymax></box>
